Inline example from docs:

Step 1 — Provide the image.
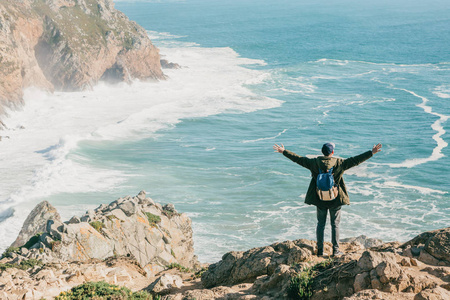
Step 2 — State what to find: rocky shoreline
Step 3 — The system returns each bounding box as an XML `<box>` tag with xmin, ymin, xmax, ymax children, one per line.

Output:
<box><xmin>0</xmin><ymin>0</ymin><xmax>166</xmax><ymax>116</ymax></box>
<box><xmin>1</xmin><ymin>191</ymin><xmax>449</xmax><ymax>299</ymax></box>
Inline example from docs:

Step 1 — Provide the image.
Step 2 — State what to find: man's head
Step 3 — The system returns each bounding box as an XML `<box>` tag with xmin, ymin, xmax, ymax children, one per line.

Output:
<box><xmin>322</xmin><ymin>142</ymin><xmax>335</xmax><ymax>156</ymax></box>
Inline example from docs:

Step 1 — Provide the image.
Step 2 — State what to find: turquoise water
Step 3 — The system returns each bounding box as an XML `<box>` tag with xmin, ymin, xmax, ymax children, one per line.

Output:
<box><xmin>103</xmin><ymin>0</ymin><xmax>450</xmax><ymax>261</ymax></box>
<box><xmin>2</xmin><ymin>0</ymin><xmax>449</xmax><ymax>262</ymax></box>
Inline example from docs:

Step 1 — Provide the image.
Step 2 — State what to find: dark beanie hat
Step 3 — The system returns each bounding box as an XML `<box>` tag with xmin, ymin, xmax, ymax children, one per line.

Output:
<box><xmin>322</xmin><ymin>143</ymin><xmax>335</xmax><ymax>156</ymax></box>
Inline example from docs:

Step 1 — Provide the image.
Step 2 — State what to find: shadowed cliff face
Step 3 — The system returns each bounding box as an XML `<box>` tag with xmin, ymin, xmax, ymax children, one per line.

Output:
<box><xmin>0</xmin><ymin>0</ymin><xmax>164</xmax><ymax>114</ymax></box>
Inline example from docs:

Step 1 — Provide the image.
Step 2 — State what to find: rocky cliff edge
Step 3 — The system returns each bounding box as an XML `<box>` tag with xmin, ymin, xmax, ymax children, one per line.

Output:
<box><xmin>0</xmin><ymin>0</ymin><xmax>164</xmax><ymax>116</ymax></box>
<box><xmin>1</xmin><ymin>193</ymin><xmax>450</xmax><ymax>299</ymax></box>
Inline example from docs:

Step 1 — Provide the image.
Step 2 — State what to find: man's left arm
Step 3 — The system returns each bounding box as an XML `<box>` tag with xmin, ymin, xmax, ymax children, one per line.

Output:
<box><xmin>342</xmin><ymin>143</ymin><xmax>382</xmax><ymax>171</ymax></box>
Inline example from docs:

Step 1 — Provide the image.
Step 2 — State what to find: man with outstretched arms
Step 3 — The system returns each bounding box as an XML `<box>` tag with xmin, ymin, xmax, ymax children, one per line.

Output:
<box><xmin>273</xmin><ymin>142</ymin><xmax>382</xmax><ymax>257</ymax></box>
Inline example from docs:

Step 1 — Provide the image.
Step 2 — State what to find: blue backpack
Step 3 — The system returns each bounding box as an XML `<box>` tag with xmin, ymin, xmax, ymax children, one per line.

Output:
<box><xmin>316</xmin><ymin>167</ymin><xmax>338</xmax><ymax>201</ymax></box>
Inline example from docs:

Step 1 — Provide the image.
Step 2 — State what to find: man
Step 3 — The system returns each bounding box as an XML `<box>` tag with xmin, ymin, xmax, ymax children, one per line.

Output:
<box><xmin>273</xmin><ymin>142</ymin><xmax>382</xmax><ymax>257</ymax></box>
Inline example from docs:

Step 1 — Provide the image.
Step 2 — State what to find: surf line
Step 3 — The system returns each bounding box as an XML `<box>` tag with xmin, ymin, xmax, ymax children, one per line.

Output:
<box><xmin>374</xmin><ymin>79</ymin><xmax>449</xmax><ymax>168</ymax></box>
<box><xmin>241</xmin><ymin>129</ymin><xmax>288</xmax><ymax>144</ymax></box>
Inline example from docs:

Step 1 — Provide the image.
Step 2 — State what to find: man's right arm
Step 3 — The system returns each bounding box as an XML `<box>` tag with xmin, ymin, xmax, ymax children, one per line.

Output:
<box><xmin>283</xmin><ymin>150</ymin><xmax>312</xmax><ymax>169</ymax></box>
<box><xmin>273</xmin><ymin>144</ymin><xmax>312</xmax><ymax>169</ymax></box>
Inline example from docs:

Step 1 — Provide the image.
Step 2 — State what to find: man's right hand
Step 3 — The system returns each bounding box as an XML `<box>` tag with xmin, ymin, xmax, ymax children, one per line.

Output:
<box><xmin>273</xmin><ymin>144</ymin><xmax>285</xmax><ymax>153</ymax></box>
<box><xmin>372</xmin><ymin>143</ymin><xmax>382</xmax><ymax>154</ymax></box>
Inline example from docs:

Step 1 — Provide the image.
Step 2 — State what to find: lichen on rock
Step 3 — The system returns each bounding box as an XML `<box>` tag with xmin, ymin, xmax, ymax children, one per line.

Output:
<box><xmin>6</xmin><ymin>191</ymin><xmax>198</xmax><ymax>277</ymax></box>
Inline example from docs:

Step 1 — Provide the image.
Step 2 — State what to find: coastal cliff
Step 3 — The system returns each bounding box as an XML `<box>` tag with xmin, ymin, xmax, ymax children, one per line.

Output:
<box><xmin>0</xmin><ymin>0</ymin><xmax>164</xmax><ymax>115</ymax></box>
<box><xmin>1</xmin><ymin>192</ymin><xmax>449</xmax><ymax>299</ymax></box>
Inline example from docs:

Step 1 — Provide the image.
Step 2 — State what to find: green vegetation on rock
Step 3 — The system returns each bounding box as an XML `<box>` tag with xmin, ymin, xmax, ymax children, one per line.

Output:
<box><xmin>0</xmin><ymin>258</ymin><xmax>43</xmax><ymax>271</ymax></box>
<box><xmin>288</xmin><ymin>266</ymin><xmax>314</xmax><ymax>300</ymax></box>
<box><xmin>145</xmin><ymin>212</ymin><xmax>161</xmax><ymax>227</ymax></box>
<box><xmin>54</xmin><ymin>281</ymin><xmax>155</xmax><ymax>300</ymax></box>
<box><xmin>193</xmin><ymin>267</ymin><xmax>208</xmax><ymax>279</ymax></box>
<box><xmin>1</xmin><ymin>246</ymin><xmax>20</xmax><ymax>258</ymax></box>
<box><xmin>288</xmin><ymin>259</ymin><xmax>334</xmax><ymax>300</ymax></box>
<box><xmin>167</xmin><ymin>263</ymin><xmax>190</xmax><ymax>273</ymax></box>
<box><xmin>1</xmin><ymin>233</ymin><xmax>45</xmax><ymax>258</ymax></box>
<box><xmin>106</xmin><ymin>214</ymin><xmax>118</xmax><ymax>221</ymax></box>
<box><xmin>89</xmin><ymin>221</ymin><xmax>105</xmax><ymax>233</ymax></box>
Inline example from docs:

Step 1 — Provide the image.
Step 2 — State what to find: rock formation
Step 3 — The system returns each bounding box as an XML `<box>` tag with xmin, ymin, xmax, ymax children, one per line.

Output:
<box><xmin>1</xmin><ymin>194</ymin><xmax>450</xmax><ymax>299</ymax></box>
<box><xmin>195</xmin><ymin>227</ymin><xmax>450</xmax><ymax>300</ymax></box>
<box><xmin>10</xmin><ymin>200</ymin><xmax>61</xmax><ymax>249</ymax></box>
<box><xmin>4</xmin><ymin>191</ymin><xmax>198</xmax><ymax>273</ymax></box>
<box><xmin>0</xmin><ymin>0</ymin><xmax>164</xmax><ymax>114</ymax></box>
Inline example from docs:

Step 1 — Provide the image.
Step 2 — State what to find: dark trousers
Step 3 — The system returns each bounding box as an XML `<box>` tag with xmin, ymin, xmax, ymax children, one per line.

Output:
<box><xmin>316</xmin><ymin>206</ymin><xmax>342</xmax><ymax>253</ymax></box>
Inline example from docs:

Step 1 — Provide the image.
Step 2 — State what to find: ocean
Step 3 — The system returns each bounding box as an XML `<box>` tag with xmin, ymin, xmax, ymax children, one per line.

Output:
<box><xmin>0</xmin><ymin>0</ymin><xmax>449</xmax><ymax>263</ymax></box>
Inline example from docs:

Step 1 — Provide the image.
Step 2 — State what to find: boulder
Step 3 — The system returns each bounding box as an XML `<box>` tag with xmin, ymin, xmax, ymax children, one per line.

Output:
<box><xmin>402</xmin><ymin>227</ymin><xmax>450</xmax><ymax>265</ymax></box>
<box><xmin>147</xmin><ymin>274</ymin><xmax>183</xmax><ymax>294</ymax></box>
<box><xmin>353</xmin><ymin>272</ymin><xmax>371</xmax><ymax>293</ymax></box>
<box><xmin>10</xmin><ymin>201</ymin><xmax>61</xmax><ymax>248</ymax></box>
<box><xmin>160</xmin><ymin>59</ymin><xmax>181</xmax><ymax>69</ymax></box>
<box><xmin>424</xmin><ymin>228</ymin><xmax>450</xmax><ymax>262</ymax></box>
<box><xmin>415</xmin><ymin>286</ymin><xmax>450</xmax><ymax>300</ymax></box>
<box><xmin>68</xmin><ymin>216</ymin><xmax>81</xmax><ymax>224</ymax></box>
<box><xmin>357</xmin><ymin>251</ymin><xmax>397</xmax><ymax>272</ymax></box>
<box><xmin>202</xmin><ymin>240</ymin><xmax>315</xmax><ymax>288</ymax></box>
<box><xmin>341</xmin><ymin>235</ymin><xmax>384</xmax><ymax>249</ymax></box>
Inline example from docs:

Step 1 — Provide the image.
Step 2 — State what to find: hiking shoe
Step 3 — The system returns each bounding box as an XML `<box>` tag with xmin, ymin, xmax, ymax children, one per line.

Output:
<box><xmin>332</xmin><ymin>250</ymin><xmax>344</xmax><ymax>257</ymax></box>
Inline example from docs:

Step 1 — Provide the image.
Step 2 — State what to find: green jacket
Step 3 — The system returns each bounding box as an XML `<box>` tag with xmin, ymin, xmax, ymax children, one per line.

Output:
<box><xmin>283</xmin><ymin>149</ymin><xmax>373</xmax><ymax>208</ymax></box>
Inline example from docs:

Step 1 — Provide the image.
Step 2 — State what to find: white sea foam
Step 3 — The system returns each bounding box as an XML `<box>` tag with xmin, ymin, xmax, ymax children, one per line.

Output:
<box><xmin>267</xmin><ymin>171</ymin><xmax>293</xmax><ymax>177</ymax></box>
<box><xmin>387</xmin><ymin>88</ymin><xmax>449</xmax><ymax>168</ymax></box>
<box><xmin>0</xmin><ymin>41</ymin><xmax>281</xmax><ymax>252</ymax></box>
<box><xmin>241</xmin><ymin>129</ymin><xmax>287</xmax><ymax>143</ymax></box>
<box><xmin>316</xmin><ymin>58</ymin><xmax>349</xmax><ymax>66</ymax></box>
<box><xmin>433</xmin><ymin>85</ymin><xmax>450</xmax><ymax>99</ymax></box>
<box><xmin>381</xmin><ymin>181</ymin><xmax>447</xmax><ymax>195</ymax></box>
<box><xmin>314</xmin><ymin>58</ymin><xmax>444</xmax><ymax>68</ymax></box>
<box><xmin>345</xmin><ymin>164</ymin><xmax>382</xmax><ymax>179</ymax></box>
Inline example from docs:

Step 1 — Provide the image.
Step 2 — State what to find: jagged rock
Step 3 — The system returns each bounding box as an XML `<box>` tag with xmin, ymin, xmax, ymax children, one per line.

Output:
<box><xmin>424</xmin><ymin>228</ymin><xmax>450</xmax><ymax>262</ymax></box>
<box><xmin>39</xmin><ymin>233</ymin><xmax>54</xmax><ymax>249</ymax></box>
<box><xmin>202</xmin><ymin>239</ymin><xmax>315</xmax><ymax>288</ymax></box>
<box><xmin>341</xmin><ymin>235</ymin><xmax>384</xmax><ymax>249</ymax></box>
<box><xmin>68</xmin><ymin>216</ymin><xmax>81</xmax><ymax>224</ymax></box>
<box><xmin>357</xmin><ymin>250</ymin><xmax>397</xmax><ymax>272</ymax></box>
<box><xmin>343</xmin><ymin>289</ymin><xmax>415</xmax><ymax>299</ymax></box>
<box><xmin>160</xmin><ymin>59</ymin><xmax>181</xmax><ymax>69</ymax></box>
<box><xmin>5</xmin><ymin>194</ymin><xmax>450</xmax><ymax>300</ymax></box>
<box><xmin>252</xmin><ymin>264</ymin><xmax>294</xmax><ymax>298</ymax></box>
<box><xmin>137</xmin><ymin>190</ymin><xmax>147</xmax><ymax>201</ymax></box>
<box><xmin>402</xmin><ymin>227</ymin><xmax>450</xmax><ymax>266</ymax></box>
<box><xmin>166</xmin><ymin>285</ymin><xmax>253</xmax><ymax>300</ymax></box>
<box><xmin>354</xmin><ymin>272</ymin><xmax>371</xmax><ymax>293</ymax></box>
<box><xmin>46</xmin><ymin>219</ymin><xmax>64</xmax><ymax>241</ymax></box>
<box><xmin>147</xmin><ymin>274</ymin><xmax>183</xmax><ymax>294</ymax></box>
<box><xmin>118</xmin><ymin>199</ymin><xmax>138</xmax><ymax>217</ymax></box>
<box><xmin>10</xmin><ymin>201</ymin><xmax>61</xmax><ymax>248</ymax></box>
<box><xmin>375</xmin><ymin>260</ymin><xmax>402</xmax><ymax>284</ymax></box>
<box><xmin>0</xmin><ymin>255</ymin><xmax>151</xmax><ymax>299</ymax></box>
<box><xmin>415</xmin><ymin>286</ymin><xmax>450</xmax><ymax>300</ymax></box>
<box><xmin>9</xmin><ymin>192</ymin><xmax>198</xmax><ymax>278</ymax></box>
